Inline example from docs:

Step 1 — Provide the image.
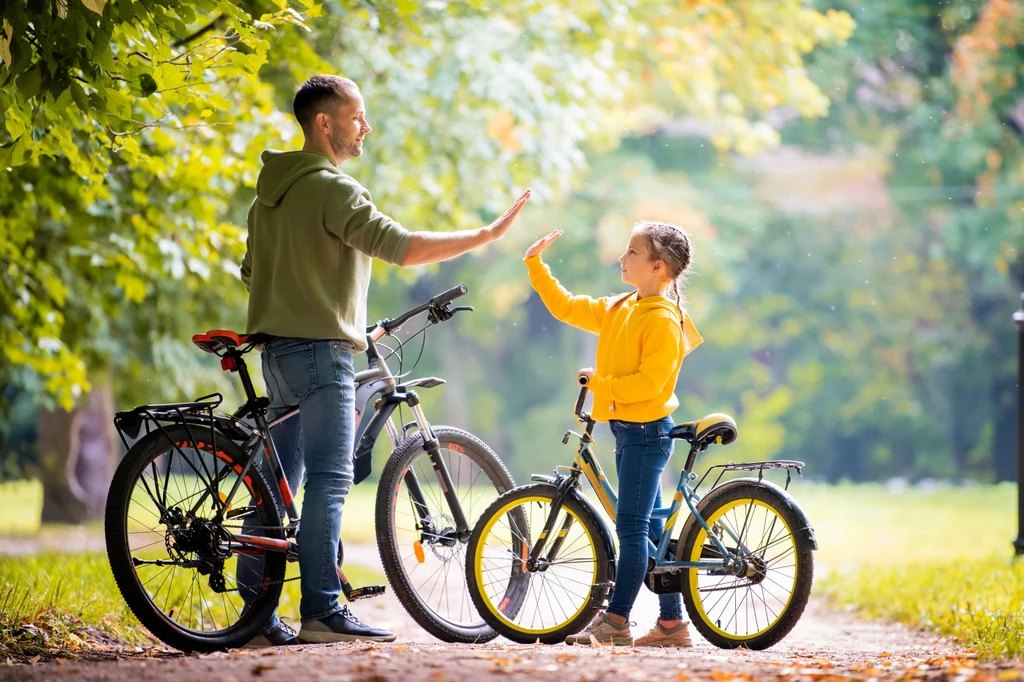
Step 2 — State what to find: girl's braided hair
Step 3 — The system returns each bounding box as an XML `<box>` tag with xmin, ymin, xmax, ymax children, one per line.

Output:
<box><xmin>631</xmin><ymin>220</ymin><xmax>693</xmax><ymax>323</ymax></box>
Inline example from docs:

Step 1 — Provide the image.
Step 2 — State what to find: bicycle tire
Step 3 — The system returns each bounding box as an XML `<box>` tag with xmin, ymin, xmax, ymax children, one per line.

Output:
<box><xmin>678</xmin><ymin>480</ymin><xmax>814</xmax><ymax>650</ymax></box>
<box><xmin>375</xmin><ymin>426</ymin><xmax>515</xmax><ymax>643</ymax></box>
<box><xmin>466</xmin><ymin>484</ymin><xmax>613</xmax><ymax>644</ymax></box>
<box><xmin>105</xmin><ymin>425</ymin><xmax>286</xmax><ymax>652</ymax></box>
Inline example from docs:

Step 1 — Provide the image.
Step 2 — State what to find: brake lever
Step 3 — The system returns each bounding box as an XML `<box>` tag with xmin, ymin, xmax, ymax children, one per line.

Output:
<box><xmin>451</xmin><ymin>305</ymin><xmax>473</xmax><ymax>314</ymax></box>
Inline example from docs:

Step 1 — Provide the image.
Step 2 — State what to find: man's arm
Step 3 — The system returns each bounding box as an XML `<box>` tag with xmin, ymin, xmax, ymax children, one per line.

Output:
<box><xmin>240</xmin><ymin>201</ymin><xmax>255</xmax><ymax>292</ymax></box>
<box><xmin>402</xmin><ymin>228</ymin><xmax>494</xmax><ymax>266</ymax></box>
<box><xmin>402</xmin><ymin>189</ymin><xmax>531</xmax><ymax>266</ymax></box>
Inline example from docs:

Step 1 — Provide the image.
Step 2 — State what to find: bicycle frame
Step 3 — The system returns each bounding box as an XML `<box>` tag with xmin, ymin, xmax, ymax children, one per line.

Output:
<box><xmin>216</xmin><ymin>313</ymin><xmax>474</xmax><ymax>558</ymax></box>
<box><xmin>528</xmin><ymin>388</ymin><xmax>752</xmax><ymax>577</ymax></box>
<box><xmin>567</xmin><ymin>431</ymin><xmax>750</xmax><ymax>574</ymax></box>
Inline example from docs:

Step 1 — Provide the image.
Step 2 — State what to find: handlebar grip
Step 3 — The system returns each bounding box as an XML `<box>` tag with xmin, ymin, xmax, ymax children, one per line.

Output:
<box><xmin>433</xmin><ymin>283</ymin><xmax>468</xmax><ymax>307</ymax></box>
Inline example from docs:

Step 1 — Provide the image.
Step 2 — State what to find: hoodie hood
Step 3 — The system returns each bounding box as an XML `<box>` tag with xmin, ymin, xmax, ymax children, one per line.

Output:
<box><xmin>256</xmin><ymin>150</ymin><xmax>339</xmax><ymax>207</ymax></box>
<box><xmin>633</xmin><ymin>294</ymin><xmax>682</xmax><ymax>319</ymax></box>
<box><xmin>633</xmin><ymin>294</ymin><xmax>703</xmax><ymax>356</ymax></box>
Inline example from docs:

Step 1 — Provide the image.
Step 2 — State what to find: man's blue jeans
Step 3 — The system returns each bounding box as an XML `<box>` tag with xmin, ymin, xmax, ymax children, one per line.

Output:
<box><xmin>238</xmin><ymin>337</ymin><xmax>356</xmax><ymax>628</ymax></box>
<box><xmin>605</xmin><ymin>417</ymin><xmax>683</xmax><ymax>622</ymax></box>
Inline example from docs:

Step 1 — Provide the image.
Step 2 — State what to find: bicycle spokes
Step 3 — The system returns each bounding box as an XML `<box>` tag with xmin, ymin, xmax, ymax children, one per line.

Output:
<box><xmin>124</xmin><ymin>443</ymin><xmax>274</xmax><ymax>634</ymax></box>
<box><xmin>687</xmin><ymin>499</ymin><xmax>799</xmax><ymax>639</ymax></box>
<box><xmin>390</xmin><ymin>444</ymin><xmax>503</xmax><ymax>628</ymax></box>
<box><xmin>475</xmin><ymin>496</ymin><xmax>597</xmax><ymax>636</ymax></box>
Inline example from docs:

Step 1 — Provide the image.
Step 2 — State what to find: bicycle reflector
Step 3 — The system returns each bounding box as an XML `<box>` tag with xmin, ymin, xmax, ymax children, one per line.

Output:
<box><xmin>221</xmin><ymin>356</ymin><xmax>237</xmax><ymax>372</ymax></box>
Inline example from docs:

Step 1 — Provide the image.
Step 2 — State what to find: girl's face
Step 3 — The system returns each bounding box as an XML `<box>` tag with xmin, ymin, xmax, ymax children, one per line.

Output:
<box><xmin>618</xmin><ymin>233</ymin><xmax>667</xmax><ymax>289</ymax></box>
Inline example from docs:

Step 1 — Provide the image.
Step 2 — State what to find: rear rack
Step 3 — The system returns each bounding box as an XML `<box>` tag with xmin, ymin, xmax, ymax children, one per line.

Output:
<box><xmin>114</xmin><ymin>392</ymin><xmax>257</xmax><ymax>467</ymax></box>
<box><xmin>695</xmin><ymin>459</ymin><xmax>806</xmax><ymax>494</ymax></box>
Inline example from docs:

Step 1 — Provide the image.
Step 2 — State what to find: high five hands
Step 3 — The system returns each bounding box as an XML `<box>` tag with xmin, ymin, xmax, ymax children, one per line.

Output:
<box><xmin>487</xmin><ymin>190</ymin><xmax>532</xmax><ymax>241</ymax></box>
<box><xmin>524</xmin><ymin>229</ymin><xmax>563</xmax><ymax>259</ymax></box>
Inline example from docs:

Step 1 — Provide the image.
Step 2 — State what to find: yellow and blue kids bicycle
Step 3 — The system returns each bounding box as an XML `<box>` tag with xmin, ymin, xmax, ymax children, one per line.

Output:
<box><xmin>466</xmin><ymin>377</ymin><xmax>816</xmax><ymax>649</ymax></box>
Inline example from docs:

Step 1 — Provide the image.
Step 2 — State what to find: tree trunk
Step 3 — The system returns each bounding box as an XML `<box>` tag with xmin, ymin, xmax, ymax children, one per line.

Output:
<box><xmin>38</xmin><ymin>381</ymin><xmax>118</xmax><ymax>524</ymax></box>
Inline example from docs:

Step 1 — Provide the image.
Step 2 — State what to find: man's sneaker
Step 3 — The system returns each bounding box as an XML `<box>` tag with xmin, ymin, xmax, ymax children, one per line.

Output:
<box><xmin>244</xmin><ymin>620</ymin><xmax>300</xmax><ymax>648</ymax></box>
<box><xmin>564</xmin><ymin>611</ymin><xmax>634</xmax><ymax>646</ymax></box>
<box><xmin>298</xmin><ymin>605</ymin><xmax>397</xmax><ymax>643</ymax></box>
<box><xmin>634</xmin><ymin>621</ymin><xmax>693</xmax><ymax>648</ymax></box>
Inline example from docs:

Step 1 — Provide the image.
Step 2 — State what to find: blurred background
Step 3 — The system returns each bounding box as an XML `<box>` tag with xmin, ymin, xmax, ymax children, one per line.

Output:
<box><xmin>1</xmin><ymin>0</ymin><xmax>1023</xmax><ymax>659</ymax></box>
<box><xmin>6</xmin><ymin>0</ymin><xmax>1021</xmax><ymax>518</ymax></box>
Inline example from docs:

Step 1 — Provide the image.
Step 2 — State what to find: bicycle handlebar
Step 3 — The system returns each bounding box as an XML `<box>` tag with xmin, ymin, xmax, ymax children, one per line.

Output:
<box><xmin>368</xmin><ymin>283</ymin><xmax>469</xmax><ymax>335</ymax></box>
<box><xmin>574</xmin><ymin>383</ymin><xmax>589</xmax><ymax>423</ymax></box>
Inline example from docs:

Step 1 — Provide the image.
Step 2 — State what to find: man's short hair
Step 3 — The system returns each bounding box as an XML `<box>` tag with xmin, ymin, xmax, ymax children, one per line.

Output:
<box><xmin>293</xmin><ymin>75</ymin><xmax>358</xmax><ymax>132</ymax></box>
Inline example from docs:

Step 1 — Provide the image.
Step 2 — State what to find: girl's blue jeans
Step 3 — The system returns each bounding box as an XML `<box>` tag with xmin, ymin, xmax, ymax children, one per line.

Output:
<box><xmin>605</xmin><ymin>416</ymin><xmax>683</xmax><ymax>622</ymax></box>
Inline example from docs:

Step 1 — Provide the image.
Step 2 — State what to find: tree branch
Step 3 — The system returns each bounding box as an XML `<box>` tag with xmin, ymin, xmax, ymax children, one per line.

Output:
<box><xmin>171</xmin><ymin>15</ymin><xmax>226</xmax><ymax>49</ymax></box>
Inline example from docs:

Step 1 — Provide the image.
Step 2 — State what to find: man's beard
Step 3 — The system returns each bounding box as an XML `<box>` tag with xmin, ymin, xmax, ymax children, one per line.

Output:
<box><xmin>329</xmin><ymin>128</ymin><xmax>361</xmax><ymax>159</ymax></box>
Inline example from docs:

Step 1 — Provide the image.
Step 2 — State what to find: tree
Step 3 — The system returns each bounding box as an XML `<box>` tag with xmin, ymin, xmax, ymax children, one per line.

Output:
<box><xmin>0</xmin><ymin>0</ymin><xmax>853</xmax><ymax>519</ymax></box>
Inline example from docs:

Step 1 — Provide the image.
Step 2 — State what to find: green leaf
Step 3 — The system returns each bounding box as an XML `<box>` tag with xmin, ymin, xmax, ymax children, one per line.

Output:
<box><xmin>70</xmin><ymin>81</ymin><xmax>89</xmax><ymax>113</ymax></box>
<box><xmin>138</xmin><ymin>72</ymin><xmax>157</xmax><ymax>96</ymax></box>
<box><xmin>105</xmin><ymin>88</ymin><xmax>132</xmax><ymax>120</ymax></box>
<box><xmin>118</xmin><ymin>0</ymin><xmax>135</xmax><ymax>23</ymax></box>
<box><xmin>0</xmin><ymin>19</ymin><xmax>12</xmax><ymax>70</ymax></box>
<box><xmin>0</xmin><ymin>137</ymin><xmax>18</xmax><ymax>170</ymax></box>
<box><xmin>16</xmin><ymin>65</ymin><xmax>42</xmax><ymax>99</ymax></box>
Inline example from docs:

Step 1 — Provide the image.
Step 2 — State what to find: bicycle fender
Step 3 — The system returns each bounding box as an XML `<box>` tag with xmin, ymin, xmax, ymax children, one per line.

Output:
<box><xmin>714</xmin><ymin>477</ymin><xmax>817</xmax><ymax>550</ymax></box>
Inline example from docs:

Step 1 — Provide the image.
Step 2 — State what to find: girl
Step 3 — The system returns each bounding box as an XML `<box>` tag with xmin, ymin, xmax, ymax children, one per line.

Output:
<box><xmin>523</xmin><ymin>221</ymin><xmax>703</xmax><ymax>647</ymax></box>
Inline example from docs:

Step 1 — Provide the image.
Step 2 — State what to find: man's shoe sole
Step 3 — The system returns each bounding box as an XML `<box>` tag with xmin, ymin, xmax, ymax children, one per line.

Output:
<box><xmin>298</xmin><ymin>630</ymin><xmax>397</xmax><ymax>644</ymax></box>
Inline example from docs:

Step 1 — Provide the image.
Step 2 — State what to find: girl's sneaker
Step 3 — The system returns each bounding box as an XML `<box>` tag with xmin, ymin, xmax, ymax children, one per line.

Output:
<box><xmin>634</xmin><ymin>621</ymin><xmax>693</xmax><ymax>647</ymax></box>
<box><xmin>564</xmin><ymin>611</ymin><xmax>634</xmax><ymax>646</ymax></box>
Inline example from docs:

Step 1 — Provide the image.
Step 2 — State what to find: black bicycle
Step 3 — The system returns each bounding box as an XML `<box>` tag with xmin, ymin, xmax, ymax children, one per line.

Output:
<box><xmin>104</xmin><ymin>284</ymin><xmax>514</xmax><ymax>651</ymax></box>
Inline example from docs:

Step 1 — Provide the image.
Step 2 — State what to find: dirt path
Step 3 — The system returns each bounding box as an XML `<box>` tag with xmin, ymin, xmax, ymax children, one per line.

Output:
<box><xmin>0</xmin><ymin>598</ymin><xmax>985</xmax><ymax>682</ymax></box>
<box><xmin>2</xmin><ymin>542</ymin><xmax>1005</xmax><ymax>682</ymax></box>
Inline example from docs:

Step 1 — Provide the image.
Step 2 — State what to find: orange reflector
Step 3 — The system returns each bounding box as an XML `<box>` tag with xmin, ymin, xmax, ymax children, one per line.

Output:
<box><xmin>413</xmin><ymin>541</ymin><xmax>425</xmax><ymax>564</ymax></box>
<box><xmin>218</xmin><ymin>491</ymin><xmax>232</xmax><ymax>512</ymax></box>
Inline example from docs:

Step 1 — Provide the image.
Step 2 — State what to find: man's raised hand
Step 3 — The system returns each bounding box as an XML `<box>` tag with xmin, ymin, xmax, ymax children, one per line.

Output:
<box><xmin>524</xmin><ymin>230</ymin><xmax>562</xmax><ymax>259</ymax></box>
<box><xmin>486</xmin><ymin>189</ymin><xmax>532</xmax><ymax>241</ymax></box>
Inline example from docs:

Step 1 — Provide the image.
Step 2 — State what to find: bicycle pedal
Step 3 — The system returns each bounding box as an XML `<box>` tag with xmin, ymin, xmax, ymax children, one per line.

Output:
<box><xmin>346</xmin><ymin>585</ymin><xmax>386</xmax><ymax>600</ymax></box>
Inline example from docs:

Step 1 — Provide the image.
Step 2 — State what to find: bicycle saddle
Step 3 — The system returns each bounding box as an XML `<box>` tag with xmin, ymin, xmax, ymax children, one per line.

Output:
<box><xmin>192</xmin><ymin>329</ymin><xmax>271</xmax><ymax>355</ymax></box>
<box><xmin>669</xmin><ymin>413</ymin><xmax>738</xmax><ymax>447</ymax></box>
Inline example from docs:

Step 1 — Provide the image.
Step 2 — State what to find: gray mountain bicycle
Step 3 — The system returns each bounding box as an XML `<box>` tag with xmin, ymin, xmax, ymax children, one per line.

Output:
<box><xmin>104</xmin><ymin>285</ymin><xmax>513</xmax><ymax>652</ymax></box>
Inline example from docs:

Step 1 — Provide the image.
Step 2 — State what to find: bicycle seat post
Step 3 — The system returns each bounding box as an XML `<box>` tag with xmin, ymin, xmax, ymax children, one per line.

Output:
<box><xmin>226</xmin><ymin>351</ymin><xmax>261</xmax><ymax>411</ymax></box>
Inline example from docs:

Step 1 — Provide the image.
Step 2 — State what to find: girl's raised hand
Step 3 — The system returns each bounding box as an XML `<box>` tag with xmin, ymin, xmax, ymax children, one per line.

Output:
<box><xmin>524</xmin><ymin>230</ymin><xmax>563</xmax><ymax>259</ymax></box>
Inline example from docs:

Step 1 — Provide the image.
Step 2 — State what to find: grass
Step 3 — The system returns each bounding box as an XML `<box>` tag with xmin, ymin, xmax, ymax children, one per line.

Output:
<box><xmin>790</xmin><ymin>481</ymin><xmax>1022</xmax><ymax>661</ymax></box>
<box><xmin>0</xmin><ymin>550</ymin><xmax>383</xmax><ymax>660</ymax></box>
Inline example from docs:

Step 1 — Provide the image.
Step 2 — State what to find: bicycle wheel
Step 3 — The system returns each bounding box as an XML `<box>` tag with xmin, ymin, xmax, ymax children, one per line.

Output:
<box><xmin>677</xmin><ymin>480</ymin><xmax>814</xmax><ymax>650</ymax></box>
<box><xmin>466</xmin><ymin>484</ymin><xmax>613</xmax><ymax>644</ymax></box>
<box><xmin>375</xmin><ymin>426</ymin><xmax>515</xmax><ymax>642</ymax></box>
<box><xmin>105</xmin><ymin>425</ymin><xmax>287</xmax><ymax>652</ymax></box>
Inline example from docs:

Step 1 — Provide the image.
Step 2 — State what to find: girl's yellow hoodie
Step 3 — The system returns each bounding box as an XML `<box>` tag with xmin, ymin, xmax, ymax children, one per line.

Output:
<box><xmin>525</xmin><ymin>255</ymin><xmax>703</xmax><ymax>423</ymax></box>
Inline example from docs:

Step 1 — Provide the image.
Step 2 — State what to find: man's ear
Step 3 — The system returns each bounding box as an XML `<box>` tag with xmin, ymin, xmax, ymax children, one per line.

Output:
<box><xmin>315</xmin><ymin>111</ymin><xmax>330</xmax><ymax>135</ymax></box>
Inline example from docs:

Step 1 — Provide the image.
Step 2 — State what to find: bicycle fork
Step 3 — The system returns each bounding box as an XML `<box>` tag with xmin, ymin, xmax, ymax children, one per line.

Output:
<box><xmin>395</xmin><ymin>392</ymin><xmax>473</xmax><ymax>563</ymax></box>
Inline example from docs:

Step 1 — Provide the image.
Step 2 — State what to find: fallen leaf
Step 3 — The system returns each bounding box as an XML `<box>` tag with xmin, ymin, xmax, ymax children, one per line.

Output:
<box><xmin>879</xmin><ymin>652</ymin><xmax>892</xmax><ymax>658</ymax></box>
<box><xmin>252</xmin><ymin>663</ymin><xmax>276</xmax><ymax>676</ymax></box>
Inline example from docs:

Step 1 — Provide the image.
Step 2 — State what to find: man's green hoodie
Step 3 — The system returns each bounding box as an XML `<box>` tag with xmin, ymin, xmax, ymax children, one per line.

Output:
<box><xmin>241</xmin><ymin>150</ymin><xmax>412</xmax><ymax>351</ymax></box>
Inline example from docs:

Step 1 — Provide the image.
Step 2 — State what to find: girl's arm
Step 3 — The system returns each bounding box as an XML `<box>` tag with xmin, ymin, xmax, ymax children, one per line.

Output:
<box><xmin>588</xmin><ymin>317</ymin><xmax>684</xmax><ymax>403</ymax></box>
<box><xmin>524</xmin><ymin>255</ymin><xmax>607</xmax><ymax>335</ymax></box>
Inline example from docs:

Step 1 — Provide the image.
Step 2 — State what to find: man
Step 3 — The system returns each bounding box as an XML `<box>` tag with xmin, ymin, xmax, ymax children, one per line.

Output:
<box><xmin>238</xmin><ymin>74</ymin><xmax>530</xmax><ymax>646</ymax></box>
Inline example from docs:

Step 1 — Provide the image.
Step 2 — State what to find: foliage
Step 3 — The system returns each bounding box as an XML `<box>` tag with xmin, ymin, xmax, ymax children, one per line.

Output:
<box><xmin>0</xmin><ymin>0</ymin><xmax>852</xmax><ymax>418</ymax></box>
